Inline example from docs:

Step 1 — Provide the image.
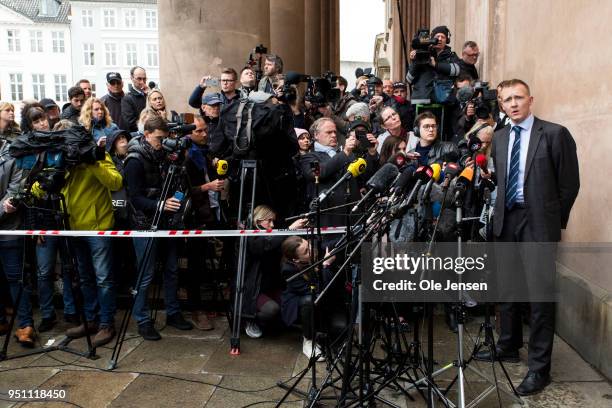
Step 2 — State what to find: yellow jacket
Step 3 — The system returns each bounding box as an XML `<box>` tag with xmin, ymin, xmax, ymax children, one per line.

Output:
<box><xmin>61</xmin><ymin>153</ymin><xmax>122</xmax><ymax>230</ymax></box>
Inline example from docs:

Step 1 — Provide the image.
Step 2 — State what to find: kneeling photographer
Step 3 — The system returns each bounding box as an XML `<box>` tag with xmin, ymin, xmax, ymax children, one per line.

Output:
<box><xmin>123</xmin><ymin>115</ymin><xmax>193</xmax><ymax>340</ymax></box>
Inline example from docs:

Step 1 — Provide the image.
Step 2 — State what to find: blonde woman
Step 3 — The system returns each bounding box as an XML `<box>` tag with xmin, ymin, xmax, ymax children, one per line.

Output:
<box><xmin>0</xmin><ymin>102</ymin><xmax>21</xmax><ymax>140</ymax></box>
<box><xmin>146</xmin><ymin>89</ymin><xmax>168</xmax><ymax>120</ymax></box>
<box><xmin>79</xmin><ymin>97</ymin><xmax>118</xmax><ymax>145</ymax></box>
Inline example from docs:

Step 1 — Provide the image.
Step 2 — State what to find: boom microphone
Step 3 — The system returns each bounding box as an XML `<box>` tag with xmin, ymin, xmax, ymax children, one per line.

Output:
<box><xmin>317</xmin><ymin>158</ymin><xmax>367</xmax><ymax>203</ymax></box>
<box><xmin>352</xmin><ymin>163</ymin><xmax>399</xmax><ymax>212</ymax></box>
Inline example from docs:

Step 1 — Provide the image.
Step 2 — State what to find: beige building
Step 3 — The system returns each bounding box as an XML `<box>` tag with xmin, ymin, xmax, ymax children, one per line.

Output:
<box><xmin>159</xmin><ymin>0</ymin><xmax>611</xmax><ymax>380</ymax></box>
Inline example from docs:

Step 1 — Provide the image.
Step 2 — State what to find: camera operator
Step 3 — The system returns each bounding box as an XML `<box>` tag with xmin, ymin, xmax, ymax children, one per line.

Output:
<box><xmin>60</xmin><ymin>86</ymin><xmax>85</xmax><ymax>125</ymax></box>
<box><xmin>299</xmin><ymin>118</ymin><xmax>378</xmax><ymax>226</ymax></box>
<box><xmin>0</xmin><ymin>128</ymin><xmax>34</xmax><ymax>346</ymax></box>
<box><xmin>124</xmin><ymin>115</ymin><xmax>193</xmax><ymax>340</ymax></box>
<box><xmin>258</xmin><ymin>54</ymin><xmax>283</xmax><ymax>94</ymax></box>
<box><xmin>330</xmin><ymin>76</ymin><xmax>356</xmax><ymax>132</ymax></box>
<box><xmin>183</xmin><ymin>115</ymin><xmax>224</xmax><ymax>331</ymax></box>
<box><xmin>459</xmin><ymin>41</ymin><xmax>480</xmax><ymax>80</ymax></box>
<box><xmin>121</xmin><ymin>66</ymin><xmax>149</xmax><ymax>133</ymax></box>
<box><xmin>449</xmin><ymin>74</ymin><xmax>476</xmax><ymax>142</ymax></box>
<box><xmin>188</xmin><ymin>68</ymin><xmax>240</xmax><ymax>115</ymax></box>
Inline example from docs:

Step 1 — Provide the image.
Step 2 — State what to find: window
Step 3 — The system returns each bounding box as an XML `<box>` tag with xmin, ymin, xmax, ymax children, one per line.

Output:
<box><xmin>52</xmin><ymin>31</ymin><xmax>65</xmax><ymax>53</ymax></box>
<box><xmin>9</xmin><ymin>73</ymin><xmax>23</xmax><ymax>101</ymax></box>
<box><xmin>125</xmin><ymin>43</ymin><xmax>137</xmax><ymax>66</ymax></box>
<box><xmin>29</xmin><ymin>30</ymin><xmax>43</xmax><ymax>52</ymax></box>
<box><xmin>54</xmin><ymin>74</ymin><xmax>67</xmax><ymax>102</ymax></box>
<box><xmin>105</xmin><ymin>43</ymin><xmax>117</xmax><ymax>66</ymax></box>
<box><xmin>123</xmin><ymin>9</ymin><xmax>136</xmax><ymax>28</ymax></box>
<box><xmin>145</xmin><ymin>10</ymin><xmax>157</xmax><ymax>29</ymax></box>
<box><xmin>146</xmin><ymin>44</ymin><xmax>158</xmax><ymax>67</ymax></box>
<box><xmin>83</xmin><ymin>43</ymin><xmax>95</xmax><ymax>65</ymax></box>
<box><xmin>81</xmin><ymin>9</ymin><xmax>93</xmax><ymax>27</ymax></box>
<box><xmin>32</xmin><ymin>74</ymin><xmax>46</xmax><ymax>99</ymax></box>
<box><xmin>103</xmin><ymin>9</ymin><xmax>116</xmax><ymax>28</ymax></box>
<box><xmin>7</xmin><ymin>29</ymin><xmax>21</xmax><ymax>52</ymax></box>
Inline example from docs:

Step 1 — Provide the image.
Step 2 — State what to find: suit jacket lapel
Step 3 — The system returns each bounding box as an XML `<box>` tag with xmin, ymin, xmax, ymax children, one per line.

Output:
<box><xmin>524</xmin><ymin>117</ymin><xmax>543</xmax><ymax>183</ymax></box>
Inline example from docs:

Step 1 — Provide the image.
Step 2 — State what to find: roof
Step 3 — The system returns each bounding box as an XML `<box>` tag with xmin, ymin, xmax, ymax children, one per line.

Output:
<box><xmin>0</xmin><ymin>0</ymin><xmax>70</xmax><ymax>24</ymax></box>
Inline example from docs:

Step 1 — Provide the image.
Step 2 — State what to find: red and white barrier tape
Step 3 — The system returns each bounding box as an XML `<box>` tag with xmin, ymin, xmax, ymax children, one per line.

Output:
<box><xmin>0</xmin><ymin>227</ymin><xmax>346</xmax><ymax>238</ymax></box>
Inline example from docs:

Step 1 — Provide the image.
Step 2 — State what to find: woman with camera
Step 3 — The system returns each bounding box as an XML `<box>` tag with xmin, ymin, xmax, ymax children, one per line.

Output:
<box><xmin>79</xmin><ymin>98</ymin><xmax>119</xmax><ymax>145</ymax></box>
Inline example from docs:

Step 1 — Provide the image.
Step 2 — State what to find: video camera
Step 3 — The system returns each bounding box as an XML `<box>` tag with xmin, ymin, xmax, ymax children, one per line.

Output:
<box><xmin>285</xmin><ymin>70</ymin><xmax>341</xmax><ymax>107</ymax></box>
<box><xmin>411</xmin><ymin>28</ymin><xmax>439</xmax><ymax>65</ymax></box>
<box><xmin>162</xmin><ymin>111</ymin><xmax>196</xmax><ymax>155</ymax></box>
<box><xmin>246</xmin><ymin>44</ymin><xmax>268</xmax><ymax>83</ymax></box>
<box><xmin>457</xmin><ymin>81</ymin><xmax>498</xmax><ymax>119</ymax></box>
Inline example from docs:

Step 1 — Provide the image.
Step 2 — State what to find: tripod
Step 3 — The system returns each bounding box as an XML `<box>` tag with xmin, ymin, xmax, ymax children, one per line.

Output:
<box><xmin>0</xmin><ymin>192</ymin><xmax>97</xmax><ymax>362</ymax></box>
<box><xmin>228</xmin><ymin>160</ymin><xmax>257</xmax><ymax>355</ymax></box>
<box><xmin>109</xmin><ymin>159</ymin><xmax>186</xmax><ymax>369</ymax></box>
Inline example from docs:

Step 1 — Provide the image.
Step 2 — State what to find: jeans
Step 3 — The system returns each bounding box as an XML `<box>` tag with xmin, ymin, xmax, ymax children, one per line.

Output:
<box><xmin>36</xmin><ymin>237</ymin><xmax>76</xmax><ymax>319</ymax></box>
<box><xmin>71</xmin><ymin>237</ymin><xmax>116</xmax><ymax>326</ymax></box>
<box><xmin>132</xmin><ymin>238</ymin><xmax>180</xmax><ymax>325</ymax></box>
<box><xmin>0</xmin><ymin>239</ymin><xmax>33</xmax><ymax>328</ymax></box>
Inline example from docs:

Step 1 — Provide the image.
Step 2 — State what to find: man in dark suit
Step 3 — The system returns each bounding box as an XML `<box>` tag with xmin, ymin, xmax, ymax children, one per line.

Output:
<box><xmin>474</xmin><ymin>79</ymin><xmax>580</xmax><ymax>396</ymax></box>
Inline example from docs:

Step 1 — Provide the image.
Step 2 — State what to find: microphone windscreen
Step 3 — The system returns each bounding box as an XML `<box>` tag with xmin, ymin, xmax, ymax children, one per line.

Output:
<box><xmin>457</xmin><ymin>86</ymin><xmax>474</xmax><ymax>103</ymax></box>
<box><xmin>285</xmin><ymin>71</ymin><xmax>302</xmax><ymax>85</ymax></box>
<box><xmin>148</xmin><ymin>81</ymin><xmax>157</xmax><ymax>90</ymax></box>
<box><xmin>458</xmin><ymin>166</ymin><xmax>474</xmax><ymax>183</ymax></box>
<box><xmin>475</xmin><ymin>154</ymin><xmax>488</xmax><ymax>169</ymax></box>
<box><xmin>217</xmin><ymin>159</ymin><xmax>228</xmax><ymax>176</ymax></box>
<box><xmin>367</xmin><ymin>163</ymin><xmax>399</xmax><ymax>192</ymax></box>
<box><xmin>396</xmin><ymin>164</ymin><xmax>417</xmax><ymax>191</ymax></box>
<box><xmin>415</xmin><ymin>165</ymin><xmax>434</xmax><ymax>182</ymax></box>
<box><xmin>355</xmin><ymin>68</ymin><xmax>364</xmax><ymax>78</ymax></box>
<box><xmin>348</xmin><ymin>158</ymin><xmax>367</xmax><ymax>177</ymax></box>
<box><xmin>431</xmin><ymin>163</ymin><xmax>442</xmax><ymax>182</ymax></box>
<box><xmin>444</xmin><ymin>162</ymin><xmax>461</xmax><ymax>178</ymax></box>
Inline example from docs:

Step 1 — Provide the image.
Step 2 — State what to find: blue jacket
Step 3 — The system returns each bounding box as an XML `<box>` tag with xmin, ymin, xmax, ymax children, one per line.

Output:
<box><xmin>91</xmin><ymin>121</ymin><xmax>119</xmax><ymax>142</ymax></box>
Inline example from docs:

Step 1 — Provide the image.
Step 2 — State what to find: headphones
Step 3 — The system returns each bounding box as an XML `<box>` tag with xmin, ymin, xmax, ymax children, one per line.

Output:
<box><xmin>413</xmin><ymin>115</ymin><xmax>439</xmax><ymax>138</ymax></box>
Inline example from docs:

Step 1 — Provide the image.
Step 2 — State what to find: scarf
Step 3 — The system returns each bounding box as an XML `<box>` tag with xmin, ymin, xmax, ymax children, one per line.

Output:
<box><xmin>314</xmin><ymin>141</ymin><xmax>338</xmax><ymax>158</ymax></box>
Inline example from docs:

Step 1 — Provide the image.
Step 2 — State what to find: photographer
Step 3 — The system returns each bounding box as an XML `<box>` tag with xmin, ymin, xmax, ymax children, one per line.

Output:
<box><xmin>183</xmin><ymin>115</ymin><xmax>223</xmax><ymax>331</ymax></box>
<box><xmin>0</xmin><ymin>130</ymin><xmax>34</xmax><ymax>346</ymax></box>
<box><xmin>258</xmin><ymin>54</ymin><xmax>283</xmax><ymax>94</ymax></box>
<box><xmin>124</xmin><ymin>115</ymin><xmax>193</xmax><ymax>340</ymax></box>
<box><xmin>188</xmin><ymin>68</ymin><xmax>240</xmax><ymax>114</ymax></box>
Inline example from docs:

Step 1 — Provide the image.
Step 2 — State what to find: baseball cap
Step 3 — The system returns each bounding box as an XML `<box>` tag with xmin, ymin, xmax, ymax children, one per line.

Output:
<box><xmin>393</xmin><ymin>82</ymin><xmax>407</xmax><ymax>90</ymax></box>
<box><xmin>348</xmin><ymin>120</ymin><xmax>371</xmax><ymax>132</ymax></box>
<box><xmin>106</xmin><ymin>72</ymin><xmax>122</xmax><ymax>83</ymax></box>
<box><xmin>39</xmin><ymin>98</ymin><xmax>59</xmax><ymax>110</ymax></box>
<box><xmin>202</xmin><ymin>94</ymin><xmax>223</xmax><ymax>105</ymax></box>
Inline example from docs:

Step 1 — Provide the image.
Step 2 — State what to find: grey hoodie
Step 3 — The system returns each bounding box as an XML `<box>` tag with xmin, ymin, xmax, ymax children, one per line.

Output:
<box><xmin>0</xmin><ymin>139</ymin><xmax>25</xmax><ymax>239</ymax></box>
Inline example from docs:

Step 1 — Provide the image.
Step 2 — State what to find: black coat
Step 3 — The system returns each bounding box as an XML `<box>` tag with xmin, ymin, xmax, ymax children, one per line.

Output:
<box><xmin>406</xmin><ymin>46</ymin><xmax>461</xmax><ymax>103</ymax></box>
<box><xmin>101</xmin><ymin>92</ymin><xmax>124</xmax><ymax>129</ymax></box>
<box><xmin>491</xmin><ymin>118</ymin><xmax>579</xmax><ymax>241</ymax></box>
<box><xmin>121</xmin><ymin>85</ymin><xmax>146</xmax><ymax>133</ymax></box>
<box><xmin>60</xmin><ymin>104</ymin><xmax>80</xmax><ymax>124</ymax></box>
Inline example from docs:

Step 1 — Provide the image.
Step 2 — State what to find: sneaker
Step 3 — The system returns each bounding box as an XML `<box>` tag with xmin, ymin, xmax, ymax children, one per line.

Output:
<box><xmin>166</xmin><ymin>313</ymin><xmax>193</xmax><ymax>330</ymax></box>
<box><xmin>138</xmin><ymin>322</ymin><xmax>161</xmax><ymax>341</ymax></box>
<box><xmin>245</xmin><ymin>321</ymin><xmax>262</xmax><ymax>338</ymax></box>
<box><xmin>14</xmin><ymin>326</ymin><xmax>35</xmax><ymax>348</ymax></box>
<box><xmin>191</xmin><ymin>311</ymin><xmax>214</xmax><ymax>331</ymax></box>
<box><xmin>92</xmin><ymin>325</ymin><xmax>116</xmax><ymax>348</ymax></box>
<box><xmin>38</xmin><ymin>316</ymin><xmax>57</xmax><ymax>333</ymax></box>
<box><xmin>302</xmin><ymin>338</ymin><xmax>325</xmax><ymax>362</ymax></box>
<box><xmin>66</xmin><ymin>321</ymin><xmax>99</xmax><ymax>339</ymax></box>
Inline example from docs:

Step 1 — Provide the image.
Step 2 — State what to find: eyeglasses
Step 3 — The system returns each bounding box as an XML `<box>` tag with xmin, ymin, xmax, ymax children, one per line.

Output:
<box><xmin>421</xmin><ymin>124</ymin><xmax>438</xmax><ymax>130</ymax></box>
<box><xmin>220</xmin><ymin>79</ymin><xmax>235</xmax><ymax>83</ymax></box>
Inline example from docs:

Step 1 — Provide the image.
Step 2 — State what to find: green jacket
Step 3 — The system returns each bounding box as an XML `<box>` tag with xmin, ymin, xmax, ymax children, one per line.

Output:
<box><xmin>61</xmin><ymin>153</ymin><xmax>122</xmax><ymax>230</ymax></box>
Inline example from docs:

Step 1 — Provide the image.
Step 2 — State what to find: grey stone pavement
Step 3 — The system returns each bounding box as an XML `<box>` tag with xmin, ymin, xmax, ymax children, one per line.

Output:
<box><xmin>1</xmin><ymin>311</ymin><xmax>611</xmax><ymax>408</ymax></box>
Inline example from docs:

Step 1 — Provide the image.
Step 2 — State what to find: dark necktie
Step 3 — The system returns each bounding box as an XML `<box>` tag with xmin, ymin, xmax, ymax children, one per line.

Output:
<box><xmin>505</xmin><ymin>125</ymin><xmax>522</xmax><ymax>209</ymax></box>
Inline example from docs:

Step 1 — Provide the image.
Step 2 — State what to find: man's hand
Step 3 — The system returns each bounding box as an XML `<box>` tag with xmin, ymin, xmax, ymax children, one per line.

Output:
<box><xmin>429</xmin><ymin>56</ymin><xmax>437</xmax><ymax>68</ymax></box>
<box><xmin>317</xmin><ymin>104</ymin><xmax>333</xmax><ymax>118</ymax></box>
<box><xmin>202</xmin><ymin>179</ymin><xmax>224</xmax><ymax>192</ymax></box>
<box><xmin>366</xmin><ymin>133</ymin><xmax>378</xmax><ymax>156</ymax></box>
<box><xmin>97</xmin><ymin>136</ymin><xmax>107</xmax><ymax>148</ymax></box>
<box><xmin>199</xmin><ymin>75</ymin><xmax>212</xmax><ymax>89</ymax></box>
<box><xmin>322</xmin><ymin>247</ymin><xmax>336</xmax><ymax>268</ymax></box>
<box><xmin>164</xmin><ymin>197</ymin><xmax>181</xmax><ymax>212</ymax></box>
<box><xmin>344</xmin><ymin>135</ymin><xmax>357</xmax><ymax>156</ymax></box>
<box><xmin>465</xmin><ymin>102</ymin><xmax>475</xmax><ymax>119</ymax></box>
<box><xmin>464</xmin><ymin>156</ymin><xmax>475</xmax><ymax>168</ymax></box>
<box><xmin>369</xmin><ymin>96</ymin><xmax>383</xmax><ymax>113</ymax></box>
<box><xmin>2</xmin><ymin>199</ymin><xmax>17</xmax><ymax>214</ymax></box>
<box><xmin>288</xmin><ymin>218</ymin><xmax>308</xmax><ymax>230</ymax></box>
<box><xmin>409</xmin><ymin>50</ymin><xmax>417</xmax><ymax>61</ymax></box>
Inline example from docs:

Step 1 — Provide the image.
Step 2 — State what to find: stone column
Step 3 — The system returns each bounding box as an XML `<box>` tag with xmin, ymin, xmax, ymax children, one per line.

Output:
<box><xmin>158</xmin><ymin>0</ymin><xmax>270</xmax><ymax>112</ymax></box>
<box><xmin>269</xmin><ymin>0</ymin><xmax>305</xmax><ymax>73</ymax></box>
<box><xmin>304</xmin><ymin>0</ymin><xmax>321</xmax><ymax>75</ymax></box>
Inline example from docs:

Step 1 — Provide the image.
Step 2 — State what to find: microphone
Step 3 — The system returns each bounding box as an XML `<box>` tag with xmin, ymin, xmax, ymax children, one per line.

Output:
<box><xmin>390</xmin><ymin>165</ymin><xmax>433</xmax><ymax>217</ymax></box>
<box><xmin>421</xmin><ymin>163</ymin><xmax>442</xmax><ymax>203</ymax></box>
<box><xmin>441</xmin><ymin>162</ymin><xmax>461</xmax><ymax>189</ymax></box>
<box><xmin>453</xmin><ymin>166</ymin><xmax>474</xmax><ymax>204</ymax></box>
<box><xmin>285</xmin><ymin>71</ymin><xmax>310</xmax><ymax>85</ymax></box>
<box><xmin>148</xmin><ymin>81</ymin><xmax>157</xmax><ymax>90</ymax></box>
<box><xmin>351</xmin><ymin>163</ymin><xmax>398</xmax><ymax>212</ymax></box>
<box><xmin>390</xmin><ymin>151</ymin><xmax>407</xmax><ymax>169</ymax></box>
<box><xmin>216</xmin><ymin>159</ymin><xmax>228</xmax><ymax>179</ymax></box>
<box><xmin>475</xmin><ymin>154</ymin><xmax>489</xmax><ymax>175</ymax></box>
<box><xmin>317</xmin><ymin>158</ymin><xmax>367</xmax><ymax>203</ymax></box>
<box><xmin>468</xmin><ymin>136</ymin><xmax>483</xmax><ymax>154</ymax></box>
